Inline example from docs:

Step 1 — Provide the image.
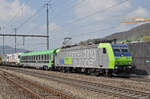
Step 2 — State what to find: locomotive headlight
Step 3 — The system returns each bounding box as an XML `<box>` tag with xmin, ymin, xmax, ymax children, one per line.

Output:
<box><xmin>115</xmin><ymin>62</ymin><xmax>118</xmax><ymax>64</ymax></box>
<box><xmin>115</xmin><ymin>62</ymin><xmax>119</xmax><ymax>65</ymax></box>
<box><xmin>128</xmin><ymin>62</ymin><xmax>131</xmax><ymax>64</ymax></box>
<box><xmin>128</xmin><ymin>66</ymin><xmax>132</xmax><ymax>68</ymax></box>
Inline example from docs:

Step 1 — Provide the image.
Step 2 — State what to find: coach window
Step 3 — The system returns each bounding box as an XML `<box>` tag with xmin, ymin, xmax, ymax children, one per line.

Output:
<box><xmin>37</xmin><ymin>55</ymin><xmax>39</xmax><ymax>60</ymax></box>
<box><xmin>41</xmin><ymin>55</ymin><xmax>43</xmax><ymax>60</ymax></box>
<box><xmin>44</xmin><ymin>55</ymin><xmax>46</xmax><ymax>60</ymax></box>
<box><xmin>41</xmin><ymin>55</ymin><xmax>43</xmax><ymax>61</ymax></box>
<box><xmin>39</xmin><ymin>55</ymin><xmax>41</xmax><ymax>60</ymax></box>
<box><xmin>47</xmin><ymin>54</ymin><xmax>49</xmax><ymax>60</ymax></box>
<box><xmin>41</xmin><ymin>55</ymin><xmax>42</xmax><ymax>60</ymax></box>
<box><xmin>43</xmin><ymin>55</ymin><xmax>45</xmax><ymax>60</ymax></box>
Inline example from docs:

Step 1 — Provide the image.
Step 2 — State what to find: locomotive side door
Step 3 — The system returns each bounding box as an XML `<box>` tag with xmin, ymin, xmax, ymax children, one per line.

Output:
<box><xmin>99</xmin><ymin>48</ymin><xmax>109</xmax><ymax>68</ymax></box>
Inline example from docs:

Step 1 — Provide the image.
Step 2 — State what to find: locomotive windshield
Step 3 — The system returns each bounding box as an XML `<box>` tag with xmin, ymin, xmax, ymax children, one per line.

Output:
<box><xmin>113</xmin><ymin>49</ymin><xmax>120</xmax><ymax>53</ymax></box>
<box><xmin>113</xmin><ymin>47</ymin><xmax>129</xmax><ymax>53</ymax></box>
<box><xmin>121</xmin><ymin>48</ymin><xmax>128</xmax><ymax>53</ymax></box>
<box><xmin>112</xmin><ymin>44</ymin><xmax>129</xmax><ymax>54</ymax></box>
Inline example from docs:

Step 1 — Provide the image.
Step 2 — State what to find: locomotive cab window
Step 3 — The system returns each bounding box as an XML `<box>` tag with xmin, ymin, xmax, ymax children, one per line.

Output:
<box><xmin>18</xmin><ymin>55</ymin><xmax>20</xmax><ymax>58</ymax></box>
<box><xmin>121</xmin><ymin>49</ymin><xmax>128</xmax><ymax>53</ymax></box>
<box><xmin>113</xmin><ymin>49</ymin><xmax>120</xmax><ymax>53</ymax></box>
<box><xmin>103</xmin><ymin>48</ymin><xmax>107</xmax><ymax>54</ymax></box>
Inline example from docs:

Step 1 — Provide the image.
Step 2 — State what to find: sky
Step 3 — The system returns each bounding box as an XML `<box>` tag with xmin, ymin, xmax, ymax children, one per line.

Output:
<box><xmin>0</xmin><ymin>0</ymin><xmax>150</xmax><ymax>51</ymax></box>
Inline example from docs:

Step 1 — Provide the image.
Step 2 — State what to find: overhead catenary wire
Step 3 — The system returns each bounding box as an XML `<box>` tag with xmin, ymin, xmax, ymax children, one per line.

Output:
<box><xmin>15</xmin><ymin>6</ymin><xmax>44</xmax><ymax>31</ymax></box>
<box><xmin>50</xmin><ymin>0</ymin><xmax>131</xmax><ymax>41</ymax></box>
<box><xmin>51</xmin><ymin>0</ymin><xmax>86</xmax><ymax>17</ymax></box>
<box><xmin>4</xmin><ymin>0</ymin><xmax>31</xmax><ymax>29</ymax></box>
<box><xmin>53</xmin><ymin>24</ymin><xmax>121</xmax><ymax>40</ymax></box>
<box><xmin>15</xmin><ymin>0</ymin><xmax>53</xmax><ymax>31</ymax></box>
<box><xmin>50</xmin><ymin>0</ymin><xmax>130</xmax><ymax>33</ymax></box>
<box><xmin>62</xmin><ymin>1</ymin><xmax>150</xmax><ymax>35</ymax></box>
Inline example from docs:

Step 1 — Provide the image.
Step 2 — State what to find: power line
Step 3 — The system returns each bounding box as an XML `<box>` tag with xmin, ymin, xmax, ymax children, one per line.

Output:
<box><xmin>16</xmin><ymin>6</ymin><xmax>44</xmax><ymax>31</ymax></box>
<box><xmin>62</xmin><ymin>1</ymin><xmax>150</xmax><ymax>34</ymax></box>
<box><xmin>52</xmin><ymin>0</ymin><xmax>86</xmax><ymax>17</ymax></box>
<box><xmin>51</xmin><ymin>0</ymin><xmax>130</xmax><ymax>33</ymax></box>
<box><xmin>4</xmin><ymin>0</ymin><xmax>31</xmax><ymax>28</ymax></box>
<box><xmin>0</xmin><ymin>34</ymin><xmax>48</xmax><ymax>37</ymax></box>
<box><xmin>15</xmin><ymin>0</ymin><xmax>52</xmax><ymax>31</ymax></box>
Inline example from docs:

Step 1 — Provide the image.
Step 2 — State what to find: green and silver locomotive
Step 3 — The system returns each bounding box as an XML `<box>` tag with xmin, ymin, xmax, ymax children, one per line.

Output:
<box><xmin>54</xmin><ymin>43</ymin><xmax>132</xmax><ymax>76</ymax></box>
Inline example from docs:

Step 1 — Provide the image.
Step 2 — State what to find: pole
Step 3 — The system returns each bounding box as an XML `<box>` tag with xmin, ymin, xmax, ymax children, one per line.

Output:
<box><xmin>3</xmin><ymin>34</ymin><xmax>5</xmax><ymax>54</ymax></box>
<box><xmin>23</xmin><ymin>36</ymin><xmax>25</xmax><ymax>46</ymax></box>
<box><xmin>46</xmin><ymin>3</ymin><xmax>49</xmax><ymax>50</ymax></box>
<box><xmin>14</xmin><ymin>28</ymin><xmax>17</xmax><ymax>53</ymax></box>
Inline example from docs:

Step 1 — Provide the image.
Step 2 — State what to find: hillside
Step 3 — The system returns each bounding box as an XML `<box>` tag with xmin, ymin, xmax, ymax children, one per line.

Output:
<box><xmin>79</xmin><ymin>23</ymin><xmax>150</xmax><ymax>45</ymax></box>
<box><xmin>105</xmin><ymin>23</ymin><xmax>150</xmax><ymax>42</ymax></box>
<box><xmin>0</xmin><ymin>45</ymin><xmax>29</xmax><ymax>54</ymax></box>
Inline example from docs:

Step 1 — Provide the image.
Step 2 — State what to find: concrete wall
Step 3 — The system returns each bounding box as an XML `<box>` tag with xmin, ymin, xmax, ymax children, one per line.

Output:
<box><xmin>128</xmin><ymin>42</ymin><xmax>150</xmax><ymax>75</ymax></box>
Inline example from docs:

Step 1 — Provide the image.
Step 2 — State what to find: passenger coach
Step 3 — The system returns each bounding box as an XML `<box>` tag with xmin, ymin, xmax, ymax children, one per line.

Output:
<box><xmin>20</xmin><ymin>50</ymin><xmax>58</xmax><ymax>70</ymax></box>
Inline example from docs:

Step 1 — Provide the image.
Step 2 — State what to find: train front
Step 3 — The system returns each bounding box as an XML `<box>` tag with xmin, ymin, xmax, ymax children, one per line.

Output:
<box><xmin>111</xmin><ymin>44</ymin><xmax>132</xmax><ymax>73</ymax></box>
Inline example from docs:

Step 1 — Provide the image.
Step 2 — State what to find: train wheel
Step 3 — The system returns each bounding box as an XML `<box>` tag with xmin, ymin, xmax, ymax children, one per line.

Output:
<box><xmin>43</xmin><ymin>66</ymin><xmax>49</xmax><ymax>71</ymax></box>
<box><xmin>104</xmin><ymin>70</ymin><xmax>112</xmax><ymax>77</ymax></box>
<box><xmin>85</xmin><ymin>69</ymin><xmax>91</xmax><ymax>75</ymax></box>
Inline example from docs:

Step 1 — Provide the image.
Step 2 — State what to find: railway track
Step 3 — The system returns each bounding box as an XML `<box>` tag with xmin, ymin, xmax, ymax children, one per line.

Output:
<box><xmin>1</xmin><ymin>66</ymin><xmax>150</xmax><ymax>99</ymax></box>
<box><xmin>129</xmin><ymin>77</ymin><xmax>150</xmax><ymax>83</ymax></box>
<box><xmin>0</xmin><ymin>69</ymin><xmax>75</xmax><ymax>99</ymax></box>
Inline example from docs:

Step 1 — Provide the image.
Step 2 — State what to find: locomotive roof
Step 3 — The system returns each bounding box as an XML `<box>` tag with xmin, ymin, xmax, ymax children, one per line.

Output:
<box><xmin>60</xmin><ymin>44</ymin><xmax>99</xmax><ymax>51</ymax></box>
